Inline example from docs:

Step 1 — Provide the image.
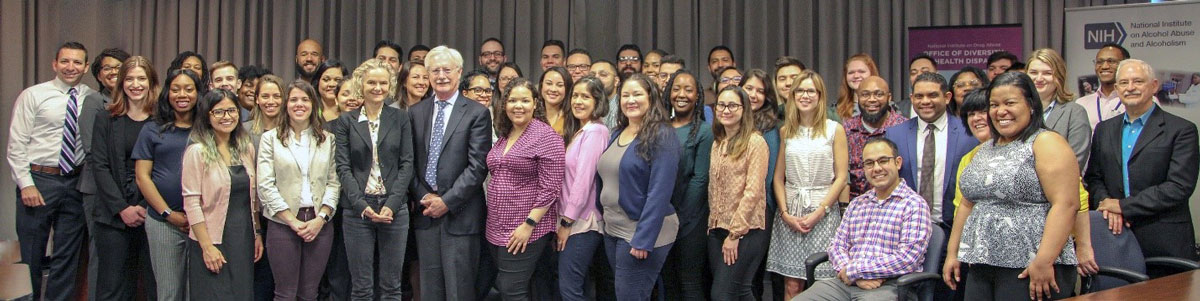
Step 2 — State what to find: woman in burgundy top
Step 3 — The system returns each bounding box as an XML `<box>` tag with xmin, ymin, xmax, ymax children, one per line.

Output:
<box><xmin>485</xmin><ymin>78</ymin><xmax>566</xmax><ymax>300</ymax></box>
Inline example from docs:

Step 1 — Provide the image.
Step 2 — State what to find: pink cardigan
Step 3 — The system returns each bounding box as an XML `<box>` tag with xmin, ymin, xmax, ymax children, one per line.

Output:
<box><xmin>181</xmin><ymin>143</ymin><xmax>259</xmax><ymax>244</ymax></box>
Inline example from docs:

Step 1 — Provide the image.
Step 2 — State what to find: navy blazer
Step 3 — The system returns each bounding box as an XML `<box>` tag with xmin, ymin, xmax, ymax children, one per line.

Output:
<box><xmin>598</xmin><ymin>125</ymin><xmax>680</xmax><ymax>250</ymax></box>
<box><xmin>883</xmin><ymin>115</ymin><xmax>978</xmax><ymax>223</ymax></box>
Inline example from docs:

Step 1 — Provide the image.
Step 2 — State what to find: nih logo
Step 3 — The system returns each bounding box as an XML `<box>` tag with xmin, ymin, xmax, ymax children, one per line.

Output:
<box><xmin>1084</xmin><ymin>22</ymin><xmax>1127</xmax><ymax>49</ymax></box>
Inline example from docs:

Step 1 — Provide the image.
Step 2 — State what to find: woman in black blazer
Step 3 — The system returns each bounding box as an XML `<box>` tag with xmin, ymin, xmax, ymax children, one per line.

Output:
<box><xmin>332</xmin><ymin>58</ymin><xmax>415</xmax><ymax>300</ymax></box>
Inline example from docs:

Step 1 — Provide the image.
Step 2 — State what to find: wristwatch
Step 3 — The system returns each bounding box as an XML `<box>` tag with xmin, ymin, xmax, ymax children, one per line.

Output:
<box><xmin>319</xmin><ymin>211</ymin><xmax>332</xmax><ymax>222</ymax></box>
<box><xmin>524</xmin><ymin>217</ymin><xmax>538</xmax><ymax>227</ymax></box>
<box><xmin>160</xmin><ymin>208</ymin><xmax>173</xmax><ymax>219</ymax></box>
<box><xmin>560</xmin><ymin>218</ymin><xmax>574</xmax><ymax>228</ymax></box>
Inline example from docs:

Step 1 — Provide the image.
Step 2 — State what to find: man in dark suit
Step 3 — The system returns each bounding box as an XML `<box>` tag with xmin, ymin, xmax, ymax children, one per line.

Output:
<box><xmin>1087</xmin><ymin>59</ymin><xmax>1199</xmax><ymax>269</ymax></box>
<box><xmin>409</xmin><ymin>45</ymin><xmax>493</xmax><ymax>300</ymax></box>
<box><xmin>884</xmin><ymin>72</ymin><xmax>978</xmax><ymax>228</ymax></box>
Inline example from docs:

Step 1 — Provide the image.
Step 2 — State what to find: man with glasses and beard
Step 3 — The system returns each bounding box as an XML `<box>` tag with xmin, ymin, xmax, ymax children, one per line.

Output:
<box><xmin>295</xmin><ymin>39</ymin><xmax>325</xmax><ymax>83</ymax></box>
<box><xmin>843</xmin><ymin>76</ymin><xmax>908</xmax><ymax>200</ymax></box>
<box><xmin>479</xmin><ymin>38</ymin><xmax>506</xmax><ymax>83</ymax></box>
<box><xmin>615</xmin><ymin>44</ymin><xmax>642</xmax><ymax>80</ymax></box>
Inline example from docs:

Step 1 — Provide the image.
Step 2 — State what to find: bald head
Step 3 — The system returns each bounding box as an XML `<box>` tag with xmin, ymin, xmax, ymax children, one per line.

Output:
<box><xmin>859</xmin><ymin>76</ymin><xmax>889</xmax><ymax>93</ymax></box>
<box><xmin>295</xmin><ymin>39</ymin><xmax>325</xmax><ymax>79</ymax></box>
<box><xmin>857</xmin><ymin>76</ymin><xmax>893</xmax><ymax>125</ymax></box>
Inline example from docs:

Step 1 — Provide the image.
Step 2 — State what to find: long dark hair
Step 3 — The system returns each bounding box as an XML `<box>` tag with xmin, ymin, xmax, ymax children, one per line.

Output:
<box><xmin>563</xmin><ymin>76</ymin><xmax>610</xmax><ymax>145</ymax></box>
<box><xmin>168</xmin><ymin>51</ymin><xmax>209</xmax><ymax>88</ymax></box>
<box><xmin>311</xmin><ymin>59</ymin><xmax>347</xmax><ymax>97</ymax></box>
<box><xmin>948</xmin><ymin>66</ymin><xmax>989</xmax><ymax>115</ymax></box>
<box><xmin>493</xmin><ymin>78</ymin><xmax>547</xmax><ymax>138</ymax></box>
<box><xmin>539</xmin><ymin>66</ymin><xmax>574</xmax><ymax>129</ymax></box>
<box><xmin>277</xmin><ymin>80</ymin><xmax>328</xmax><ymax>145</ymax></box>
<box><xmin>155</xmin><ymin>69</ymin><xmax>205</xmax><ymax>130</ymax></box>
<box><xmin>662</xmin><ymin>70</ymin><xmax>704</xmax><ymax>145</ymax></box>
<box><xmin>189</xmin><ymin>89</ymin><xmax>253</xmax><ymax>167</ymax></box>
<box><xmin>986</xmin><ymin>72</ymin><xmax>1045</xmax><ymax>143</ymax></box>
<box><xmin>395</xmin><ymin>61</ymin><xmax>429</xmax><ymax>109</ymax></box>
<box><xmin>616</xmin><ymin>74</ymin><xmax>672</xmax><ymax>161</ymax></box>
<box><xmin>741</xmin><ymin>69</ymin><xmax>778</xmax><ymax>133</ymax></box>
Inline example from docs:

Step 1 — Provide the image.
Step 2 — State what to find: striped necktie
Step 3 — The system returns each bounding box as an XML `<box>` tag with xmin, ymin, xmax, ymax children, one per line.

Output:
<box><xmin>58</xmin><ymin>88</ymin><xmax>81</xmax><ymax>174</ymax></box>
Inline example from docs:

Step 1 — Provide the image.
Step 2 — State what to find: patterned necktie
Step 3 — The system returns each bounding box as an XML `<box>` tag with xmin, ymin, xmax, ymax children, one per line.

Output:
<box><xmin>425</xmin><ymin>101</ymin><xmax>450</xmax><ymax>190</ymax></box>
<box><xmin>918</xmin><ymin>123</ymin><xmax>937</xmax><ymax>210</ymax></box>
<box><xmin>59</xmin><ymin>88</ymin><xmax>81</xmax><ymax>174</ymax></box>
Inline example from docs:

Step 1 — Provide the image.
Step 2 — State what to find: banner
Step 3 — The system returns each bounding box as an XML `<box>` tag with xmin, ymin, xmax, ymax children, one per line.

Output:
<box><xmin>908</xmin><ymin>24</ymin><xmax>1024</xmax><ymax>77</ymax></box>
<box><xmin>1065</xmin><ymin>1</ymin><xmax>1200</xmax><ymax>240</ymax></box>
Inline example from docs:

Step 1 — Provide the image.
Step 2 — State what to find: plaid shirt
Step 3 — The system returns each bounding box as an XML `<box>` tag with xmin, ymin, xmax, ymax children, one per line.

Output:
<box><xmin>828</xmin><ymin>179</ymin><xmax>931</xmax><ymax>281</ymax></box>
<box><xmin>843</xmin><ymin>113</ymin><xmax>907</xmax><ymax>199</ymax></box>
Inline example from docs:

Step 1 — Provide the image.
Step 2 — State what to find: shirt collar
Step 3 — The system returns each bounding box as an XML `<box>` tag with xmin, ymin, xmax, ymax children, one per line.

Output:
<box><xmin>916</xmin><ymin>112</ymin><xmax>948</xmax><ymax>133</ymax></box>
<box><xmin>1097</xmin><ymin>88</ymin><xmax>1120</xmax><ymax>100</ymax></box>
<box><xmin>1123</xmin><ymin>103</ymin><xmax>1156</xmax><ymax>125</ymax></box>
<box><xmin>289</xmin><ymin>128</ymin><xmax>312</xmax><ymax>145</ymax></box>
<box><xmin>436</xmin><ymin>90</ymin><xmax>460</xmax><ymax>106</ymax></box>
<box><xmin>862</xmin><ymin>179</ymin><xmax>910</xmax><ymax>205</ymax></box>
<box><xmin>52</xmin><ymin>77</ymin><xmax>88</xmax><ymax>94</ymax></box>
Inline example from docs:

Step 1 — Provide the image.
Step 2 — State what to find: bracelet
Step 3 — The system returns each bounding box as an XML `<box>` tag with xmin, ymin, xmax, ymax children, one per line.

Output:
<box><xmin>560</xmin><ymin>218</ymin><xmax>574</xmax><ymax>228</ymax></box>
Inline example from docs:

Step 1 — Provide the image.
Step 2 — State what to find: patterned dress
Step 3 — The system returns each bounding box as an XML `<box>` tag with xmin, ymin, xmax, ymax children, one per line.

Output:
<box><xmin>958</xmin><ymin>130</ymin><xmax>1078</xmax><ymax>268</ymax></box>
<box><xmin>766</xmin><ymin>120</ymin><xmax>843</xmax><ymax>279</ymax></box>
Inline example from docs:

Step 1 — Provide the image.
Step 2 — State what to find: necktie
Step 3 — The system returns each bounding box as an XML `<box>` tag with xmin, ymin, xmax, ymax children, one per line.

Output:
<box><xmin>425</xmin><ymin>101</ymin><xmax>450</xmax><ymax>190</ymax></box>
<box><xmin>918</xmin><ymin>123</ymin><xmax>936</xmax><ymax>210</ymax></box>
<box><xmin>59</xmin><ymin>88</ymin><xmax>81</xmax><ymax>174</ymax></box>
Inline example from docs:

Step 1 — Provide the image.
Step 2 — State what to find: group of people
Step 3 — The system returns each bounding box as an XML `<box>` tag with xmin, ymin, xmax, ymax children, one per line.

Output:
<box><xmin>7</xmin><ymin>35</ymin><xmax>1197</xmax><ymax>301</ymax></box>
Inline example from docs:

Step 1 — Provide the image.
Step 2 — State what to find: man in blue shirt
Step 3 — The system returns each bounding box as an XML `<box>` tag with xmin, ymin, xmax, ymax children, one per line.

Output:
<box><xmin>1085</xmin><ymin>59</ymin><xmax>1200</xmax><ymax>275</ymax></box>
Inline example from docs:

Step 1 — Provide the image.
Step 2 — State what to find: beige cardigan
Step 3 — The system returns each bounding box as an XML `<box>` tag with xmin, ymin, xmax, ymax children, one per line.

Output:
<box><xmin>256</xmin><ymin>128</ymin><xmax>340</xmax><ymax>224</ymax></box>
<box><xmin>182</xmin><ymin>143</ymin><xmax>259</xmax><ymax>244</ymax></box>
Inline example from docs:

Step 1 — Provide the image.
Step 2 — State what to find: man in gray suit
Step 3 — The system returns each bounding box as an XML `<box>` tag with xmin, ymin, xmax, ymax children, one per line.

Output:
<box><xmin>7</xmin><ymin>41</ymin><xmax>105</xmax><ymax>301</ymax></box>
<box><xmin>409</xmin><ymin>45</ymin><xmax>493</xmax><ymax>300</ymax></box>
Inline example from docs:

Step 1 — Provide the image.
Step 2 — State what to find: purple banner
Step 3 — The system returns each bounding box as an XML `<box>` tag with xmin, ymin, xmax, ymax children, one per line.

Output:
<box><xmin>909</xmin><ymin>25</ymin><xmax>1024</xmax><ymax>72</ymax></box>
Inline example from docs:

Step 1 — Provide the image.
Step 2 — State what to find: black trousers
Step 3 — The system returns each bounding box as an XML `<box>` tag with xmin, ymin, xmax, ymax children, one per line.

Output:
<box><xmin>91</xmin><ymin>221</ymin><xmax>156</xmax><ymax>301</ymax></box>
<box><xmin>965</xmin><ymin>263</ymin><xmax>1075</xmax><ymax>300</ymax></box>
<box><xmin>708</xmin><ymin>229</ymin><xmax>768</xmax><ymax>301</ymax></box>
<box><xmin>16</xmin><ymin>172</ymin><xmax>87</xmax><ymax>301</ymax></box>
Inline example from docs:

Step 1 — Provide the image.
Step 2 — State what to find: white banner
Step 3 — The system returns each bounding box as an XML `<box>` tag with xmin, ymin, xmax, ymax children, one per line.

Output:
<box><xmin>1065</xmin><ymin>1</ymin><xmax>1200</xmax><ymax>241</ymax></box>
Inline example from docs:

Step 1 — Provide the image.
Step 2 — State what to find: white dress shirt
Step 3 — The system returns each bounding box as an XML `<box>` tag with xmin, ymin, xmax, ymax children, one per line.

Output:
<box><xmin>7</xmin><ymin>78</ymin><xmax>94</xmax><ymax>188</ymax></box>
<box><xmin>289</xmin><ymin>129</ymin><xmax>315</xmax><ymax>207</ymax></box>
<box><xmin>915</xmin><ymin>113</ymin><xmax>948</xmax><ymax>222</ymax></box>
<box><xmin>430</xmin><ymin>91</ymin><xmax>459</xmax><ymax>138</ymax></box>
<box><xmin>1072</xmin><ymin>88</ymin><xmax>1125</xmax><ymax>131</ymax></box>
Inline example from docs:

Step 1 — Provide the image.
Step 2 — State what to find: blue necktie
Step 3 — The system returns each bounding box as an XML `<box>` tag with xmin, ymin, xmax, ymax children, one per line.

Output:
<box><xmin>425</xmin><ymin>101</ymin><xmax>450</xmax><ymax>190</ymax></box>
<box><xmin>59</xmin><ymin>88</ymin><xmax>81</xmax><ymax>174</ymax></box>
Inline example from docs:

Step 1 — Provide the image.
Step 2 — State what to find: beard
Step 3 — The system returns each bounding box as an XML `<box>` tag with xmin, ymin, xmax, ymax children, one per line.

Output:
<box><xmin>295</xmin><ymin>62</ymin><xmax>318</xmax><ymax>80</ymax></box>
<box><xmin>860</xmin><ymin>103</ymin><xmax>890</xmax><ymax>125</ymax></box>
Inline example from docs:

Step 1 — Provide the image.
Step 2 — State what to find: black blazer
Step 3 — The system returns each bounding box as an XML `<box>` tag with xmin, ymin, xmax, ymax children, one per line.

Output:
<box><xmin>84</xmin><ymin>105</ymin><xmax>146</xmax><ymax>229</ymax></box>
<box><xmin>1085</xmin><ymin>106</ymin><xmax>1198</xmax><ymax>226</ymax></box>
<box><xmin>408</xmin><ymin>94</ymin><xmax>493</xmax><ymax>235</ymax></box>
<box><xmin>334</xmin><ymin>106</ymin><xmax>416</xmax><ymax>215</ymax></box>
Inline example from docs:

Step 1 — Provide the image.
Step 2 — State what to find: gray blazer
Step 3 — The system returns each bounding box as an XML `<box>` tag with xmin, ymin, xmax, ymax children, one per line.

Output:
<box><xmin>256</xmin><ymin>128</ymin><xmax>341</xmax><ymax>224</ymax></box>
<box><xmin>77</xmin><ymin>93</ymin><xmax>110</xmax><ymax>195</ymax></box>
<box><xmin>1045</xmin><ymin>101</ymin><xmax>1092</xmax><ymax>171</ymax></box>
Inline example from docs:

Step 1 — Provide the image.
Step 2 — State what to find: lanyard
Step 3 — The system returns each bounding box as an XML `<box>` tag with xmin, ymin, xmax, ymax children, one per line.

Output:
<box><xmin>1097</xmin><ymin>93</ymin><xmax>1122</xmax><ymax>122</ymax></box>
<box><xmin>1043</xmin><ymin>101</ymin><xmax>1058</xmax><ymax>119</ymax></box>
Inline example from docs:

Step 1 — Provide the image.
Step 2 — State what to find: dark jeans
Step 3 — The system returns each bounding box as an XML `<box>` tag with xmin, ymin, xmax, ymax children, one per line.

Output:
<box><xmin>256</xmin><ymin>216</ymin><xmax>275</xmax><ymax>301</ymax></box>
<box><xmin>708</xmin><ymin>228</ymin><xmax>768</xmax><ymax>301</ymax></box>
<box><xmin>662</xmin><ymin>224</ymin><xmax>709</xmax><ymax>301</ymax></box>
<box><xmin>16</xmin><ymin>172</ymin><xmax>86</xmax><ymax>301</ymax></box>
<box><xmin>91</xmin><ymin>220</ymin><xmax>156</xmax><ymax>301</ymax></box>
<box><xmin>493</xmin><ymin>235</ymin><xmax>552</xmax><ymax>301</ymax></box>
<box><xmin>965</xmin><ymin>263</ymin><xmax>1076</xmax><ymax>300</ymax></box>
<box><xmin>343</xmin><ymin>196</ymin><xmax>409</xmax><ymax>301</ymax></box>
<box><xmin>267</xmin><ymin>215</ymin><xmax>334</xmax><ymax>301</ymax></box>
<box><xmin>559</xmin><ymin>231</ymin><xmax>603</xmax><ymax>301</ymax></box>
<box><xmin>319</xmin><ymin>207</ymin><xmax>351</xmax><ymax>301</ymax></box>
<box><xmin>476</xmin><ymin>234</ymin><xmax>498</xmax><ymax>298</ymax></box>
<box><xmin>604</xmin><ymin>235</ymin><xmax>672</xmax><ymax>301</ymax></box>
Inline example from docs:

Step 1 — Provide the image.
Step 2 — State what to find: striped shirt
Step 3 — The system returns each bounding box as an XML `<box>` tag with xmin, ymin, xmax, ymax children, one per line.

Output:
<box><xmin>485</xmin><ymin>120</ymin><xmax>566</xmax><ymax>246</ymax></box>
<box><xmin>828</xmin><ymin>179</ymin><xmax>931</xmax><ymax>281</ymax></box>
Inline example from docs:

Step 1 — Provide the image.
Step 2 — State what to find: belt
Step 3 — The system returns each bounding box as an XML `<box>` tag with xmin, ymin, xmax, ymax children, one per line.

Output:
<box><xmin>31</xmin><ymin>164</ymin><xmax>80</xmax><ymax>176</ymax></box>
<box><xmin>297</xmin><ymin>207</ymin><xmax>317</xmax><ymax>222</ymax></box>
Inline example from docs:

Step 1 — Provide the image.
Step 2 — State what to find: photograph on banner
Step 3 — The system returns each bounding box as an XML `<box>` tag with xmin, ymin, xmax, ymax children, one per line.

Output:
<box><xmin>908</xmin><ymin>24</ymin><xmax>1023</xmax><ymax>78</ymax></box>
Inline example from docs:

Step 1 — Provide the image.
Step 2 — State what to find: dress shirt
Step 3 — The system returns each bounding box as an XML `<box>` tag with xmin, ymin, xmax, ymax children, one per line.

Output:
<box><xmin>844</xmin><ymin>113</ymin><xmax>909</xmax><ymax>198</ymax></box>
<box><xmin>431</xmin><ymin>91</ymin><xmax>459</xmax><ymax>136</ymax></box>
<box><xmin>289</xmin><ymin>129</ymin><xmax>315</xmax><ymax>207</ymax></box>
<box><xmin>915</xmin><ymin>113</ymin><xmax>948</xmax><ymax>222</ymax></box>
<box><xmin>1073</xmin><ymin>88</ymin><xmax>1125</xmax><ymax>131</ymax></box>
<box><xmin>1122</xmin><ymin>104</ymin><xmax>1156</xmax><ymax>197</ymax></box>
<box><xmin>7</xmin><ymin>78</ymin><xmax>94</xmax><ymax>188</ymax></box>
<box><xmin>359</xmin><ymin>111</ymin><xmax>386</xmax><ymax>195</ymax></box>
<box><xmin>828</xmin><ymin>180</ymin><xmax>931</xmax><ymax>281</ymax></box>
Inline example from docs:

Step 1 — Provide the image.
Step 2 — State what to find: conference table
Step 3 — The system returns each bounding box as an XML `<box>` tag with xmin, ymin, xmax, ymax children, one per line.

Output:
<box><xmin>1067</xmin><ymin>270</ymin><xmax>1200</xmax><ymax>300</ymax></box>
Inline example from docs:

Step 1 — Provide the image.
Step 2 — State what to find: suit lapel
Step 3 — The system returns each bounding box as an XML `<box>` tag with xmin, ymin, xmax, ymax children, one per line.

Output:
<box><xmin>350</xmin><ymin>110</ymin><xmax>373</xmax><ymax>149</ymax></box>
<box><xmin>1045</xmin><ymin>108</ymin><xmax>1064</xmax><ymax>131</ymax></box>
<box><xmin>904</xmin><ymin>120</ymin><xmax>919</xmax><ymax>174</ymax></box>
<box><xmin>1130</xmin><ymin>108</ymin><xmax>1165</xmax><ymax>160</ymax></box>
<box><xmin>377</xmin><ymin>108</ymin><xmax>395</xmax><ymax>151</ymax></box>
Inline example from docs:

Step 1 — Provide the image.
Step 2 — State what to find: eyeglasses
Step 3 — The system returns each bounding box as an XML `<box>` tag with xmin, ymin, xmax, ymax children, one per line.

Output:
<box><xmin>618</xmin><ymin>56</ymin><xmax>640</xmax><ymax>62</ymax></box>
<box><xmin>715</xmin><ymin>103</ymin><xmax>743</xmax><ymax>112</ymax></box>
<box><xmin>720</xmin><ymin>76</ymin><xmax>743</xmax><ymax>83</ymax></box>
<box><xmin>499</xmin><ymin>76</ymin><xmax>518</xmax><ymax>83</ymax></box>
<box><xmin>954</xmin><ymin>80</ymin><xmax>982</xmax><ymax>88</ymax></box>
<box><xmin>469</xmin><ymin>87</ymin><xmax>494</xmax><ymax>95</ymax></box>
<box><xmin>210</xmin><ymin>108</ymin><xmax>239</xmax><ymax>118</ymax></box>
<box><xmin>862</xmin><ymin>156</ymin><xmax>895</xmax><ymax>168</ymax></box>
<box><xmin>481</xmin><ymin>51</ymin><xmax>504</xmax><ymax>58</ymax></box>
<box><xmin>794</xmin><ymin>88</ymin><xmax>819</xmax><ymax>97</ymax></box>
<box><xmin>429</xmin><ymin>67</ymin><xmax>457</xmax><ymax>76</ymax></box>
<box><xmin>566</xmin><ymin>64</ymin><xmax>590</xmax><ymax>71</ymax></box>
<box><xmin>100</xmin><ymin>64</ymin><xmax>122</xmax><ymax>73</ymax></box>
<box><xmin>857</xmin><ymin>90</ymin><xmax>888</xmax><ymax>99</ymax></box>
<box><xmin>1093</xmin><ymin>58</ymin><xmax>1122</xmax><ymax>66</ymax></box>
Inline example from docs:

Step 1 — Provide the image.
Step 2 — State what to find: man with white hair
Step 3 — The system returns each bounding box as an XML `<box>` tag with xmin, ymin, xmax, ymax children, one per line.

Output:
<box><xmin>1086</xmin><ymin>59</ymin><xmax>1200</xmax><ymax>277</ymax></box>
<box><xmin>407</xmin><ymin>45</ymin><xmax>494</xmax><ymax>300</ymax></box>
